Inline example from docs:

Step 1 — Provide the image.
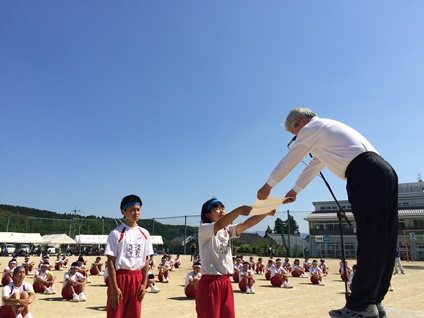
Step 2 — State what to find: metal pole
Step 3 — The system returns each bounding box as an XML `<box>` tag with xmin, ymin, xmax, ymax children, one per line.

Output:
<box><xmin>287</xmin><ymin>210</ymin><xmax>291</xmax><ymax>257</ymax></box>
<box><xmin>152</xmin><ymin>218</ymin><xmax>155</xmax><ymax>235</ymax></box>
<box><xmin>184</xmin><ymin>216</ymin><xmax>187</xmax><ymax>255</ymax></box>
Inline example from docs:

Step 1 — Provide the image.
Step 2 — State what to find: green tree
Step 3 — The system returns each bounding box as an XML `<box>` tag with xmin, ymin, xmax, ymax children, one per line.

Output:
<box><xmin>274</xmin><ymin>218</ymin><xmax>284</xmax><ymax>234</ymax></box>
<box><xmin>282</xmin><ymin>215</ymin><xmax>299</xmax><ymax>235</ymax></box>
<box><xmin>266</xmin><ymin>225</ymin><xmax>273</xmax><ymax>234</ymax></box>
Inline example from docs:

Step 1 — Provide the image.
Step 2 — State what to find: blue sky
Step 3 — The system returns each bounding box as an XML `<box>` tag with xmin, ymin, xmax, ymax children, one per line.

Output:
<box><xmin>1</xmin><ymin>1</ymin><xmax>423</xmax><ymax>234</ymax></box>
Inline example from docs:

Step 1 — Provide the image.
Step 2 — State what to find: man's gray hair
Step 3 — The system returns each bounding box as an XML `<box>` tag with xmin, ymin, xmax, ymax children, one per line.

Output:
<box><xmin>284</xmin><ymin>107</ymin><xmax>317</xmax><ymax>131</ymax></box>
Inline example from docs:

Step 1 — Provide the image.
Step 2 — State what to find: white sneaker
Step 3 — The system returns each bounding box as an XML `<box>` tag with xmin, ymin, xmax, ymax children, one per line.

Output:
<box><xmin>50</xmin><ymin>287</ymin><xmax>56</xmax><ymax>294</ymax></box>
<box><xmin>79</xmin><ymin>292</ymin><xmax>86</xmax><ymax>302</ymax></box>
<box><xmin>72</xmin><ymin>294</ymin><xmax>80</xmax><ymax>302</ymax></box>
<box><xmin>151</xmin><ymin>285</ymin><xmax>161</xmax><ymax>293</ymax></box>
<box><xmin>319</xmin><ymin>281</ymin><xmax>325</xmax><ymax>286</ymax></box>
<box><xmin>249</xmin><ymin>287</ymin><xmax>255</xmax><ymax>294</ymax></box>
<box><xmin>44</xmin><ymin>288</ymin><xmax>53</xmax><ymax>295</ymax></box>
<box><xmin>283</xmin><ymin>281</ymin><xmax>293</xmax><ymax>288</ymax></box>
<box><xmin>25</xmin><ymin>314</ymin><xmax>33</xmax><ymax>318</ymax></box>
<box><xmin>86</xmin><ymin>277</ymin><xmax>91</xmax><ymax>283</ymax></box>
<box><xmin>245</xmin><ymin>287</ymin><xmax>251</xmax><ymax>294</ymax></box>
<box><xmin>301</xmin><ymin>274</ymin><xmax>308</xmax><ymax>278</ymax></box>
<box><xmin>15</xmin><ymin>314</ymin><xmax>23</xmax><ymax>318</ymax></box>
<box><xmin>389</xmin><ymin>285</ymin><xmax>394</xmax><ymax>291</ymax></box>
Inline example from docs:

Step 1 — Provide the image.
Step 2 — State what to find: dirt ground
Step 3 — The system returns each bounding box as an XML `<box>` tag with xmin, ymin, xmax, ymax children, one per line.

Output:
<box><xmin>1</xmin><ymin>255</ymin><xmax>423</xmax><ymax>318</ymax></box>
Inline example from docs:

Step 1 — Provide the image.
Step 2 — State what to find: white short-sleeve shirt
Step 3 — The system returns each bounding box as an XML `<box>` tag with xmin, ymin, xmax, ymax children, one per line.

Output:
<box><xmin>198</xmin><ymin>223</ymin><xmax>238</xmax><ymax>275</ymax></box>
<box><xmin>104</xmin><ymin>224</ymin><xmax>154</xmax><ymax>271</ymax></box>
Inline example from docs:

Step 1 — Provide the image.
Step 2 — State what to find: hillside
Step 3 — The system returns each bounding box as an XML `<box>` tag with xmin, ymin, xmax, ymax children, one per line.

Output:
<box><xmin>0</xmin><ymin>204</ymin><xmax>198</xmax><ymax>245</ymax></box>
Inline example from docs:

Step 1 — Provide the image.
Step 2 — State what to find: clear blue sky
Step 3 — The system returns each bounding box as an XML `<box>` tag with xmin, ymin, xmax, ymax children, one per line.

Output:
<box><xmin>1</xmin><ymin>1</ymin><xmax>423</xmax><ymax>234</ymax></box>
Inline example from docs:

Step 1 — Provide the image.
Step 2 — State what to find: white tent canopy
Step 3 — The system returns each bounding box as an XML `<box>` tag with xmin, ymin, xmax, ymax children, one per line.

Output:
<box><xmin>75</xmin><ymin>235</ymin><xmax>108</xmax><ymax>245</ymax></box>
<box><xmin>151</xmin><ymin>236</ymin><xmax>163</xmax><ymax>245</ymax></box>
<box><xmin>74</xmin><ymin>235</ymin><xmax>163</xmax><ymax>245</ymax></box>
<box><xmin>42</xmin><ymin>234</ymin><xmax>76</xmax><ymax>245</ymax></box>
<box><xmin>0</xmin><ymin>232</ymin><xmax>44</xmax><ymax>244</ymax></box>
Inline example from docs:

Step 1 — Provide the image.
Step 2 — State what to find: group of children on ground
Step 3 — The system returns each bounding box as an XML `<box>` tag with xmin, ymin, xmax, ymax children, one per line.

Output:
<box><xmin>1</xmin><ymin>253</ymin><xmax>106</xmax><ymax>318</ymax></box>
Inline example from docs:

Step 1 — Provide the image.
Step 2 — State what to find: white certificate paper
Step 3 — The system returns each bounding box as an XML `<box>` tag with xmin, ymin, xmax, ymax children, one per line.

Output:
<box><xmin>250</xmin><ymin>196</ymin><xmax>288</xmax><ymax>215</ymax></box>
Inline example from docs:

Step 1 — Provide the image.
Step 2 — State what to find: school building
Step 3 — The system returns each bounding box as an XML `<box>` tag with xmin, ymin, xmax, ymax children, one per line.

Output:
<box><xmin>304</xmin><ymin>181</ymin><xmax>424</xmax><ymax>261</ymax></box>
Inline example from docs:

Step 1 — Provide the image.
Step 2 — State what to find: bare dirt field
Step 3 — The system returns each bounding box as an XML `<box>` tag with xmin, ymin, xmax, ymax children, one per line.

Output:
<box><xmin>1</xmin><ymin>255</ymin><xmax>423</xmax><ymax>318</ymax></box>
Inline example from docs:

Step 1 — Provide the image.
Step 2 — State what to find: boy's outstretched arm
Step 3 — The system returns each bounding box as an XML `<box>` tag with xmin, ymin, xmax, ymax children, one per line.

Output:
<box><xmin>214</xmin><ymin>205</ymin><xmax>252</xmax><ymax>234</ymax></box>
<box><xmin>236</xmin><ymin>210</ymin><xmax>276</xmax><ymax>236</ymax></box>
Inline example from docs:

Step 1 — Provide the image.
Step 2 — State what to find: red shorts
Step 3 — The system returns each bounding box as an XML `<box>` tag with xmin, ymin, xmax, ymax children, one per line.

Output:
<box><xmin>238</xmin><ymin>279</ymin><xmax>247</xmax><ymax>291</ymax></box>
<box><xmin>265</xmin><ymin>272</ymin><xmax>271</xmax><ymax>280</ymax></box>
<box><xmin>310</xmin><ymin>276</ymin><xmax>319</xmax><ymax>284</ymax></box>
<box><xmin>232</xmin><ymin>271</ymin><xmax>239</xmax><ymax>283</ymax></box>
<box><xmin>90</xmin><ymin>267</ymin><xmax>100</xmax><ymax>275</ymax></box>
<box><xmin>62</xmin><ymin>285</ymin><xmax>82</xmax><ymax>299</ymax></box>
<box><xmin>1</xmin><ymin>276</ymin><xmax>12</xmax><ymax>286</ymax></box>
<box><xmin>106</xmin><ymin>269</ymin><xmax>143</xmax><ymax>318</ymax></box>
<box><xmin>33</xmin><ymin>282</ymin><xmax>53</xmax><ymax>293</ymax></box>
<box><xmin>158</xmin><ymin>271</ymin><xmax>168</xmax><ymax>282</ymax></box>
<box><xmin>271</xmin><ymin>276</ymin><xmax>283</xmax><ymax>287</ymax></box>
<box><xmin>185</xmin><ymin>284</ymin><xmax>196</xmax><ymax>298</ymax></box>
<box><xmin>196</xmin><ymin>275</ymin><xmax>234</xmax><ymax>318</ymax></box>
<box><xmin>174</xmin><ymin>263</ymin><xmax>181</xmax><ymax>268</ymax></box>
<box><xmin>0</xmin><ymin>305</ymin><xmax>28</xmax><ymax>318</ymax></box>
<box><xmin>291</xmin><ymin>270</ymin><xmax>301</xmax><ymax>277</ymax></box>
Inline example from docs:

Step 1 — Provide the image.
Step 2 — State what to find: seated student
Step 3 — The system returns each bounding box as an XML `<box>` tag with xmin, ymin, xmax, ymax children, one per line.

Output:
<box><xmin>239</xmin><ymin>262</ymin><xmax>256</xmax><ymax>294</ymax></box>
<box><xmin>339</xmin><ymin>260</ymin><xmax>352</xmax><ymax>282</ymax></box>
<box><xmin>147</xmin><ymin>271</ymin><xmax>160</xmax><ymax>293</ymax></box>
<box><xmin>158</xmin><ymin>256</ymin><xmax>171</xmax><ymax>283</ymax></box>
<box><xmin>166</xmin><ymin>254</ymin><xmax>175</xmax><ymax>272</ymax></box>
<box><xmin>54</xmin><ymin>254</ymin><xmax>64</xmax><ymax>271</ymax></box>
<box><xmin>248</xmin><ymin>256</ymin><xmax>256</xmax><ymax>272</ymax></box>
<box><xmin>232</xmin><ymin>257</ymin><xmax>243</xmax><ymax>283</ymax></box>
<box><xmin>270</xmin><ymin>259</ymin><xmax>293</xmax><ymax>288</ymax></box>
<box><xmin>318</xmin><ymin>259</ymin><xmax>329</xmax><ymax>276</ymax></box>
<box><xmin>282</xmin><ymin>258</ymin><xmax>292</xmax><ymax>273</ymax></box>
<box><xmin>303</xmin><ymin>257</ymin><xmax>311</xmax><ymax>272</ymax></box>
<box><xmin>174</xmin><ymin>254</ymin><xmax>182</xmax><ymax>269</ymax></box>
<box><xmin>291</xmin><ymin>259</ymin><xmax>308</xmax><ymax>278</ymax></box>
<box><xmin>33</xmin><ymin>262</ymin><xmax>56</xmax><ymax>294</ymax></box>
<box><xmin>265</xmin><ymin>259</ymin><xmax>274</xmax><ymax>280</ymax></box>
<box><xmin>61</xmin><ymin>255</ymin><xmax>69</xmax><ymax>268</ymax></box>
<box><xmin>256</xmin><ymin>257</ymin><xmax>265</xmax><ymax>275</ymax></box>
<box><xmin>148</xmin><ymin>255</ymin><xmax>156</xmax><ymax>270</ymax></box>
<box><xmin>61</xmin><ymin>262</ymin><xmax>86</xmax><ymax>302</ymax></box>
<box><xmin>90</xmin><ymin>256</ymin><xmax>103</xmax><ymax>276</ymax></box>
<box><xmin>2</xmin><ymin>259</ymin><xmax>18</xmax><ymax>286</ymax></box>
<box><xmin>348</xmin><ymin>264</ymin><xmax>357</xmax><ymax>291</ymax></box>
<box><xmin>38</xmin><ymin>256</ymin><xmax>49</xmax><ymax>269</ymax></box>
<box><xmin>184</xmin><ymin>262</ymin><xmax>202</xmax><ymax>298</ymax></box>
<box><xmin>22</xmin><ymin>256</ymin><xmax>35</xmax><ymax>276</ymax></box>
<box><xmin>76</xmin><ymin>257</ymin><xmax>91</xmax><ymax>283</ymax></box>
<box><xmin>309</xmin><ymin>260</ymin><xmax>325</xmax><ymax>286</ymax></box>
<box><xmin>0</xmin><ymin>266</ymin><xmax>35</xmax><ymax>318</ymax></box>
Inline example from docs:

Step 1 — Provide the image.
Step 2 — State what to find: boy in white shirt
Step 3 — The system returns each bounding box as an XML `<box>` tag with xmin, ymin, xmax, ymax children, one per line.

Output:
<box><xmin>61</xmin><ymin>262</ymin><xmax>86</xmax><ymax>302</ymax></box>
<box><xmin>184</xmin><ymin>262</ymin><xmax>202</xmax><ymax>298</ymax></box>
<box><xmin>104</xmin><ymin>194</ymin><xmax>153</xmax><ymax>318</ymax></box>
<box><xmin>270</xmin><ymin>259</ymin><xmax>293</xmax><ymax>288</ymax></box>
<box><xmin>239</xmin><ymin>262</ymin><xmax>256</xmax><ymax>294</ymax></box>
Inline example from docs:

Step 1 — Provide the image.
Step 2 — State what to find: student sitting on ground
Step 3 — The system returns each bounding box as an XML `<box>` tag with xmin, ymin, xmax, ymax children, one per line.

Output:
<box><xmin>22</xmin><ymin>256</ymin><xmax>35</xmax><ymax>276</ymax></box>
<box><xmin>282</xmin><ymin>258</ymin><xmax>292</xmax><ymax>273</ymax></box>
<box><xmin>291</xmin><ymin>259</ymin><xmax>308</xmax><ymax>278</ymax></box>
<box><xmin>339</xmin><ymin>260</ymin><xmax>352</xmax><ymax>282</ymax></box>
<box><xmin>310</xmin><ymin>260</ymin><xmax>325</xmax><ymax>286</ymax></box>
<box><xmin>174</xmin><ymin>254</ymin><xmax>182</xmax><ymax>269</ymax></box>
<box><xmin>248</xmin><ymin>256</ymin><xmax>256</xmax><ymax>272</ymax></box>
<box><xmin>184</xmin><ymin>262</ymin><xmax>202</xmax><ymax>298</ymax></box>
<box><xmin>239</xmin><ymin>262</ymin><xmax>256</xmax><ymax>294</ymax></box>
<box><xmin>147</xmin><ymin>271</ymin><xmax>160</xmax><ymax>293</ymax></box>
<box><xmin>2</xmin><ymin>259</ymin><xmax>18</xmax><ymax>286</ymax></box>
<box><xmin>55</xmin><ymin>254</ymin><xmax>64</xmax><ymax>271</ymax></box>
<box><xmin>319</xmin><ymin>259</ymin><xmax>329</xmax><ymax>276</ymax></box>
<box><xmin>270</xmin><ymin>258</ymin><xmax>293</xmax><ymax>289</ymax></box>
<box><xmin>33</xmin><ymin>262</ymin><xmax>56</xmax><ymax>294</ymax></box>
<box><xmin>61</xmin><ymin>262</ymin><xmax>86</xmax><ymax>302</ymax></box>
<box><xmin>256</xmin><ymin>257</ymin><xmax>265</xmax><ymax>275</ymax></box>
<box><xmin>90</xmin><ymin>256</ymin><xmax>104</xmax><ymax>276</ymax></box>
<box><xmin>303</xmin><ymin>257</ymin><xmax>311</xmax><ymax>272</ymax></box>
<box><xmin>232</xmin><ymin>257</ymin><xmax>243</xmax><ymax>283</ymax></box>
<box><xmin>158</xmin><ymin>256</ymin><xmax>171</xmax><ymax>283</ymax></box>
<box><xmin>265</xmin><ymin>259</ymin><xmax>274</xmax><ymax>280</ymax></box>
<box><xmin>0</xmin><ymin>265</ymin><xmax>35</xmax><ymax>318</ymax></box>
<box><xmin>148</xmin><ymin>255</ymin><xmax>156</xmax><ymax>270</ymax></box>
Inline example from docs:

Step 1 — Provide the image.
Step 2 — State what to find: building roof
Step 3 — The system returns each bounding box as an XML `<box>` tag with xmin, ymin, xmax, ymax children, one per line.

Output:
<box><xmin>304</xmin><ymin>209</ymin><xmax>424</xmax><ymax>221</ymax></box>
<box><xmin>265</xmin><ymin>233</ymin><xmax>309</xmax><ymax>249</ymax></box>
<box><xmin>238</xmin><ymin>232</ymin><xmax>269</xmax><ymax>245</ymax></box>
